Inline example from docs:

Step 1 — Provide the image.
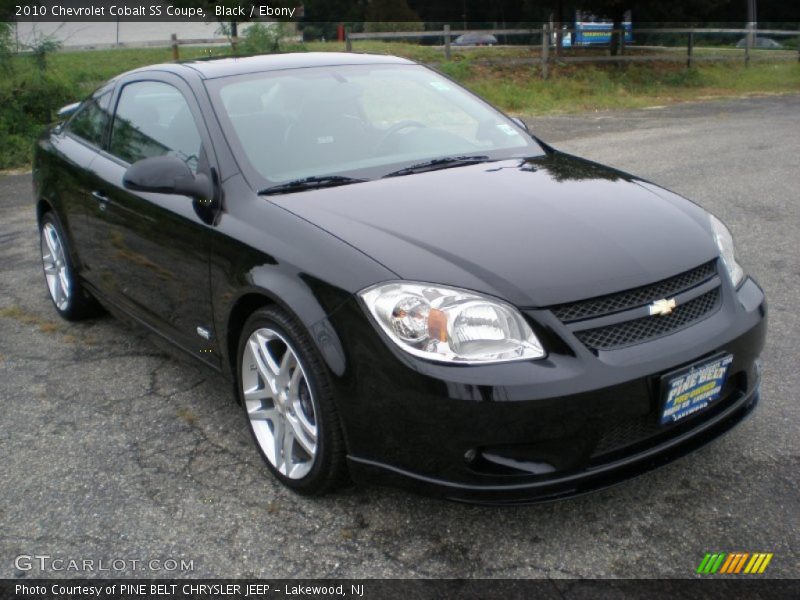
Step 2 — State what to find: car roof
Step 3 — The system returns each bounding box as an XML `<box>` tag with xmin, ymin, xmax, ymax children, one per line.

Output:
<box><xmin>122</xmin><ymin>52</ymin><xmax>416</xmax><ymax>81</ymax></box>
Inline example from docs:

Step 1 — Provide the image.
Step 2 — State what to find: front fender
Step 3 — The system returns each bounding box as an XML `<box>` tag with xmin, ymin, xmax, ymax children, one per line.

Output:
<box><xmin>210</xmin><ymin>174</ymin><xmax>395</xmax><ymax>380</ymax></box>
<box><xmin>221</xmin><ymin>276</ymin><xmax>350</xmax><ymax>379</ymax></box>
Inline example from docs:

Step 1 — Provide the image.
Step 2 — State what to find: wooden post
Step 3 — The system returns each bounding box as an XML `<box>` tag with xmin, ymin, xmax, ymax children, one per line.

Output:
<box><xmin>619</xmin><ymin>27</ymin><xmax>626</xmax><ymax>55</ymax></box>
<box><xmin>744</xmin><ymin>36</ymin><xmax>750</xmax><ymax>66</ymax></box>
<box><xmin>171</xmin><ymin>33</ymin><xmax>179</xmax><ymax>61</ymax></box>
<box><xmin>686</xmin><ymin>29</ymin><xmax>694</xmax><ymax>69</ymax></box>
<box><xmin>345</xmin><ymin>27</ymin><xmax>352</xmax><ymax>52</ymax></box>
<box><xmin>541</xmin><ymin>24</ymin><xmax>549</xmax><ymax>79</ymax></box>
<box><xmin>444</xmin><ymin>24</ymin><xmax>451</xmax><ymax>60</ymax></box>
<box><xmin>744</xmin><ymin>23</ymin><xmax>752</xmax><ymax>67</ymax></box>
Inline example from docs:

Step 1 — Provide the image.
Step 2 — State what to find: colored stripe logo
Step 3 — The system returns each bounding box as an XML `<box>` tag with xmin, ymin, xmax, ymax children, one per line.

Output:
<box><xmin>697</xmin><ymin>552</ymin><xmax>773</xmax><ymax>574</ymax></box>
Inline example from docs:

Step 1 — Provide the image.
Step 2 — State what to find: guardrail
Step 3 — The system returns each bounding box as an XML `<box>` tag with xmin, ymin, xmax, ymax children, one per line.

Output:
<box><xmin>345</xmin><ymin>25</ymin><xmax>800</xmax><ymax>78</ymax></box>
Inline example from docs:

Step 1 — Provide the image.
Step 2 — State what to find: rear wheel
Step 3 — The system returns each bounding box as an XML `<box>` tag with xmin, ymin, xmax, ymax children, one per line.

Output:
<box><xmin>39</xmin><ymin>212</ymin><xmax>101</xmax><ymax>320</ymax></box>
<box><xmin>237</xmin><ymin>306</ymin><xmax>347</xmax><ymax>494</ymax></box>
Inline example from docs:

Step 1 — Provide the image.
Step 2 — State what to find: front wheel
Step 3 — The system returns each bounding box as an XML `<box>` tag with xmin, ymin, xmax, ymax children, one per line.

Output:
<box><xmin>237</xmin><ymin>306</ymin><xmax>347</xmax><ymax>495</ymax></box>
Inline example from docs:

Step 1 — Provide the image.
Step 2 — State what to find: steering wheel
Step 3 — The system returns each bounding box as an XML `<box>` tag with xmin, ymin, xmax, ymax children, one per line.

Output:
<box><xmin>374</xmin><ymin>120</ymin><xmax>426</xmax><ymax>154</ymax></box>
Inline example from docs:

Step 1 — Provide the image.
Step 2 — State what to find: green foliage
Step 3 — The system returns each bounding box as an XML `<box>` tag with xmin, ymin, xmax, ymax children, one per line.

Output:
<box><xmin>364</xmin><ymin>0</ymin><xmax>423</xmax><ymax>34</ymax></box>
<box><xmin>0</xmin><ymin>22</ymin><xmax>11</xmax><ymax>45</ymax></box>
<box><xmin>238</xmin><ymin>22</ymin><xmax>292</xmax><ymax>55</ymax></box>
<box><xmin>462</xmin><ymin>61</ymin><xmax>800</xmax><ymax>116</ymax></box>
<box><xmin>0</xmin><ymin>22</ymin><xmax>13</xmax><ymax>71</ymax></box>
<box><xmin>364</xmin><ymin>21</ymin><xmax>424</xmax><ymax>34</ymax></box>
<box><xmin>29</xmin><ymin>37</ymin><xmax>62</xmax><ymax>71</ymax></box>
<box><xmin>436</xmin><ymin>60</ymin><xmax>474</xmax><ymax>81</ymax></box>
<box><xmin>19</xmin><ymin>28</ymin><xmax>62</xmax><ymax>72</ymax></box>
<box><xmin>0</xmin><ymin>68</ymin><xmax>74</xmax><ymax>169</ymax></box>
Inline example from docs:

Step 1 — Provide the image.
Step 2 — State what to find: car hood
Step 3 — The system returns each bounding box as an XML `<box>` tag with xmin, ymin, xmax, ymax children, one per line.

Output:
<box><xmin>270</xmin><ymin>153</ymin><xmax>719</xmax><ymax>307</ymax></box>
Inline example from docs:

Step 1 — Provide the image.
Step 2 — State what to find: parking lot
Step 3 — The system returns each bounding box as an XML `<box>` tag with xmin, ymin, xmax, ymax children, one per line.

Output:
<box><xmin>1</xmin><ymin>94</ymin><xmax>798</xmax><ymax>578</ymax></box>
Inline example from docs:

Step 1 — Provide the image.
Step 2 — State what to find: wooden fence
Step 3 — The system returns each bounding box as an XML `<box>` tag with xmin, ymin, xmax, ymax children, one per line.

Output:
<box><xmin>345</xmin><ymin>25</ymin><xmax>800</xmax><ymax>77</ymax></box>
<box><xmin>168</xmin><ymin>34</ymin><xmax>236</xmax><ymax>60</ymax></box>
<box><xmin>34</xmin><ymin>35</ymin><xmax>245</xmax><ymax>60</ymax></box>
<box><xmin>36</xmin><ymin>26</ymin><xmax>800</xmax><ymax>78</ymax></box>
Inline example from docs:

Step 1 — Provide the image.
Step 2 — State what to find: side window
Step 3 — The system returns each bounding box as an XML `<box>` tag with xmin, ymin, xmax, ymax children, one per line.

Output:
<box><xmin>67</xmin><ymin>90</ymin><xmax>112</xmax><ymax>147</ymax></box>
<box><xmin>109</xmin><ymin>81</ymin><xmax>202</xmax><ymax>172</ymax></box>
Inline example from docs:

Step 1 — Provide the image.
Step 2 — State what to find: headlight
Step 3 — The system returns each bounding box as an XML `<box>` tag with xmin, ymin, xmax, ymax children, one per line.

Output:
<box><xmin>359</xmin><ymin>282</ymin><xmax>545</xmax><ymax>364</ymax></box>
<box><xmin>709</xmin><ymin>214</ymin><xmax>744</xmax><ymax>287</ymax></box>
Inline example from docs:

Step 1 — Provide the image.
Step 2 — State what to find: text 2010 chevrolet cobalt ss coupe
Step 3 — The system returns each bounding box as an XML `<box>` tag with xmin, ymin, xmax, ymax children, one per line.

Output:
<box><xmin>34</xmin><ymin>53</ymin><xmax>766</xmax><ymax>503</ymax></box>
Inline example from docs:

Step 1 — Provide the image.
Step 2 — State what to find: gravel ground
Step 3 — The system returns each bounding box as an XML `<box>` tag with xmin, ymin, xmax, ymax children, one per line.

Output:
<box><xmin>0</xmin><ymin>94</ymin><xmax>797</xmax><ymax>579</ymax></box>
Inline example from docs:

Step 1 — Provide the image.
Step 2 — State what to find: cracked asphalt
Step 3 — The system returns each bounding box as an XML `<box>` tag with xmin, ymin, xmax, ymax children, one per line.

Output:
<box><xmin>0</xmin><ymin>94</ymin><xmax>798</xmax><ymax>579</ymax></box>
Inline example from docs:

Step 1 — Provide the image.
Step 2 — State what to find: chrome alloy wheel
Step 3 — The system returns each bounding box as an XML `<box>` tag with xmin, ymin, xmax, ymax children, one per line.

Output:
<box><xmin>41</xmin><ymin>222</ymin><xmax>71</xmax><ymax>311</ymax></box>
<box><xmin>242</xmin><ymin>327</ymin><xmax>319</xmax><ymax>479</ymax></box>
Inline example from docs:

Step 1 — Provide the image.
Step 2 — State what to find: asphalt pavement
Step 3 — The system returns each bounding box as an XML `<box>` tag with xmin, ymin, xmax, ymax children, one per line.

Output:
<box><xmin>0</xmin><ymin>94</ymin><xmax>798</xmax><ymax>579</ymax></box>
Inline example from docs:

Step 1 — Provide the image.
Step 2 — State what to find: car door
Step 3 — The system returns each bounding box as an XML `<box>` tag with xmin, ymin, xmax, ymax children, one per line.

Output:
<box><xmin>84</xmin><ymin>74</ymin><xmax>220</xmax><ymax>365</ymax></box>
<box><xmin>43</xmin><ymin>86</ymin><xmax>113</xmax><ymax>269</ymax></box>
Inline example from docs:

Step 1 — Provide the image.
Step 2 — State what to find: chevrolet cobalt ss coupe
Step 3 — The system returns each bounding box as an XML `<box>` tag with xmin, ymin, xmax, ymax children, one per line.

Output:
<box><xmin>34</xmin><ymin>53</ymin><xmax>766</xmax><ymax>503</ymax></box>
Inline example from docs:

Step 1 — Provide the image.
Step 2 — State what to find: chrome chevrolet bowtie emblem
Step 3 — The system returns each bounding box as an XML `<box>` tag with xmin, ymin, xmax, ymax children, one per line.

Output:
<box><xmin>649</xmin><ymin>298</ymin><xmax>677</xmax><ymax>316</ymax></box>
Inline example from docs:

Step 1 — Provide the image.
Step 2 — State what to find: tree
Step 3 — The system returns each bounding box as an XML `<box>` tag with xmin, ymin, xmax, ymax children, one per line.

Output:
<box><xmin>553</xmin><ymin>0</ymin><xmax>564</xmax><ymax>56</ymax></box>
<box><xmin>364</xmin><ymin>0</ymin><xmax>424</xmax><ymax>33</ymax></box>
<box><xmin>171</xmin><ymin>0</ymin><xmax>297</xmax><ymax>44</ymax></box>
<box><xmin>238</xmin><ymin>22</ymin><xmax>291</xmax><ymax>54</ymax></box>
<box><xmin>0</xmin><ymin>22</ymin><xmax>13</xmax><ymax>71</ymax></box>
<box><xmin>296</xmin><ymin>0</ymin><xmax>354</xmax><ymax>40</ymax></box>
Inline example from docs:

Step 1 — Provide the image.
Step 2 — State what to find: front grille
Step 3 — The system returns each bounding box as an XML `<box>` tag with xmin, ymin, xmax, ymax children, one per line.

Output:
<box><xmin>551</xmin><ymin>261</ymin><xmax>716</xmax><ymax>323</ymax></box>
<box><xmin>591</xmin><ymin>372</ymin><xmax>745</xmax><ymax>459</ymax></box>
<box><xmin>574</xmin><ymin>288</ymin><xmax>721</xmax><ymax>350</ymax></box>
<box><xmin>593</xmin><ymin>415</ymin><xmax>658</xmax><ymax>456</ymax></box>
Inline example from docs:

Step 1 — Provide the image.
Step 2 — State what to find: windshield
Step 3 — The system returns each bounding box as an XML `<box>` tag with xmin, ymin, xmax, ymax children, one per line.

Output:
<box><xmin>205</xmin><ymin>63</ymin><xmax>544</xmax><ymax>187</ymax></box>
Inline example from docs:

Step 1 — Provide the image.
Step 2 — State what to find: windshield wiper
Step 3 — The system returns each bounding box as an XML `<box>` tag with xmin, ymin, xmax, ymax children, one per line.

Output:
<box><xmin>258</xmin><ymin>175</ymin><xmax>367</xmax><ymax>196</ymax></box>
<box><xmin>383</xmin><ymin>155</ymin><xmax>491</xmax><ymax>178</ymax></box>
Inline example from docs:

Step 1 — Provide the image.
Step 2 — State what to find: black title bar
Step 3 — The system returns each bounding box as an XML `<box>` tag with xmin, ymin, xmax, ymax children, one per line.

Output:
<box><xmin>4</xmin><ymin>0</ymin><xmax>800</xmax><ymax>23</ymax></box>
<box><xmin>7</xmin><ymin>1</ymin><xmax>302</xmax><ymax>22</ymax></box>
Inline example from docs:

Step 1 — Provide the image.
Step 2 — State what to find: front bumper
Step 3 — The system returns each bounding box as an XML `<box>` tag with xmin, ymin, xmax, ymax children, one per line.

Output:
<box><xmin>326</xmin><ymin>277</ymin><xmax>767</xmax><ymax>504</ymax></box>
<box><xmin>348</xmin><ymin>386</ymin><xmax>759</xmax><ymax>504</ymax></box>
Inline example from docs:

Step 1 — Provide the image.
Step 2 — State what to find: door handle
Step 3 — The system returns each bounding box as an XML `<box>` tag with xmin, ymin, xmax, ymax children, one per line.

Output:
<box><xmin>91</xmin><ymin>190</ymin><xmax>109</xmax><ymax>211</ymax></box>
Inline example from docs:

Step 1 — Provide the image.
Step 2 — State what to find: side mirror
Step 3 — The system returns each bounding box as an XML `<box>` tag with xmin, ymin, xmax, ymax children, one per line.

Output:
<box><xmin>511</xmin><ymin>117</ymin><xmax>529</xmax><ymax>131</ymax></box>
<box><xmin>123</xmin><ymin>156</ymin><xmax>213</xmax><ymax>200</ymax></box>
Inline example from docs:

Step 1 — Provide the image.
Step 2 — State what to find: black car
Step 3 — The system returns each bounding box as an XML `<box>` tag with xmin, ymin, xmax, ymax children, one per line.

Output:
<box><xmin>34</xmin><ymin>53</ymin><xmax>766</xmax><ymax>503</ymax></box>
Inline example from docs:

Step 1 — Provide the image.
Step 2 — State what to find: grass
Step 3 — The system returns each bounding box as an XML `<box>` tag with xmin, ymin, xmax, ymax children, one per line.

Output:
<box><xmin>47</xmin><ymin>45</ymin><xmax>235</xmax><ymax>95</ymax></box>
<box><xmin>0</xmin><ymin>40</ymin><xmax>798</xmax><ymax>170</ymax></box>
<box><xmin>458</xmin><ymin>60</ymin><xmax>800</xmax><ymax>114</ymax></box>
<box><xmin>0</xmin><ymin>305</ymin><xmax>62</xmax><ymax>333</ymax></box>
<box><xmin>0</xmin><ymin>304</ymin><xmax>95</xmax><ymax>345</ymax></box>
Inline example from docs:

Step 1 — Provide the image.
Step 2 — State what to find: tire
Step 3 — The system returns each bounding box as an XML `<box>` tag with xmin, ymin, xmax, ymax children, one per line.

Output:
<box><xmin>39</xmin><ymin>211</ymin><xmax>102</xmax><ymax>321</ymax></box>
<box><xmin>236</xmin><ymin>306</ymin><xmax>347</xmax><ymax>495</ymax></box>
